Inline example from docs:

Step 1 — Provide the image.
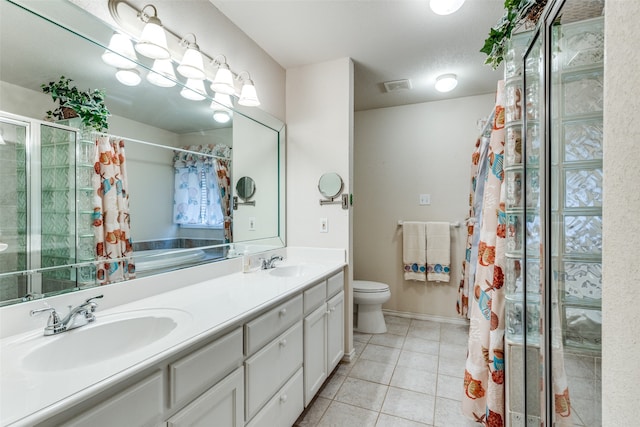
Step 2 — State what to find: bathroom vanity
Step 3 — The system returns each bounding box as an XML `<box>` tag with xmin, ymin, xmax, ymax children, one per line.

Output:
<box><xmin>0</xmin><ymin>248</ymin><xmax>347</xmax><ymax>427</ymax></box>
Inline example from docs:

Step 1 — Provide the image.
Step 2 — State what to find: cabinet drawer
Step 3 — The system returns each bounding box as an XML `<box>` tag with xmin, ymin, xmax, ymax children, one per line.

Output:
<box><xmin>245</xmin><ymin>321</ymin><xmax>303</xmax><ymax>421</ymax></box>
<box><xmin>169</xmin><ymin>328</ymin><xmax>243</xmax><ymax>408</ymax></box>
<box><xmin>327</xmin><ymin>271</ymin><xmax>344</xmax><ymax>298</ymax></box>
<box><xmin>246</xmin><ymin>368</ymin><xmax>304</xmax><ymax>427</ymax></box>
<box><xmin>62</xmin><ymin>371</ymin><xmax>163</xmax><ymax>427</ymax></box>
<box><xmin>245</xmin><ymin>294</ymin><xmax>302</xmax><ymax>355</ymax></box>
<box><xmin>304</xmin><ymin>281</ymin><xmax>327</xmax><ymax>314</ymax></box>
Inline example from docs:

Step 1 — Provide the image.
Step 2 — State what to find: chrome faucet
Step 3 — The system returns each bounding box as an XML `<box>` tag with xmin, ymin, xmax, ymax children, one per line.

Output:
<box><xmin>260</xmin><ymin>255</ymin><xmax>283</xmax><ymax>270</ymax></box>
<box><xmin>30</xmin><ymin>295</ymin><xmax>103</xmax><ymax>336</ymax></box>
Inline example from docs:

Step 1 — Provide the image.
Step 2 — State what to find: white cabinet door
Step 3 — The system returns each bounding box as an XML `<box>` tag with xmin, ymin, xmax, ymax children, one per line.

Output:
<box><xmin>303</xmin><ymin>304</ymin><xmax>328</xmax><ymax>407</ymax></box>
<box><xmin>327</xmin><ymin>290</ymin><xmax>345</xmax><ymax>373</ymax></box>
<box><xmin>167</xmin><ymin>367</ymin><xmax>244</xmax><ymax>427</ymax></box>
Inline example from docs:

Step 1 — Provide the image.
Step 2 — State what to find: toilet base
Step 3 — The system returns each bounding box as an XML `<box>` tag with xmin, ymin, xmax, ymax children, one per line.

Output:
<box><xmin>354</xmin><ymin>303</ymin><xmax>387</xmax><ymax>334</ymax></box>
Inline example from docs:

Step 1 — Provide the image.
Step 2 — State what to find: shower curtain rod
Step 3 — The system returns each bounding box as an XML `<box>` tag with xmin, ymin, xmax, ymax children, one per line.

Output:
<box><xmin>89</xmin><ymin>131</ymin><xmax>232</xmax><ymax>161</ymax></box>
<box><xmin>479</xmin><ymin>109</ymin><xmax>495</xmax><ymax>138</ymax></box>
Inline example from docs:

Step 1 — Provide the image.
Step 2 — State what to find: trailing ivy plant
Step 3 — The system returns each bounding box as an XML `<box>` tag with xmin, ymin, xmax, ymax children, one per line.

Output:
<box><xmin>481</xmin><ymin>0</ymin><xmax>546</xmax><ymax>69</ymax></box>
<box><xmin>41</xmin><ymin>76</ymin><xmax>110</xmax><ymax>132</ymax></box>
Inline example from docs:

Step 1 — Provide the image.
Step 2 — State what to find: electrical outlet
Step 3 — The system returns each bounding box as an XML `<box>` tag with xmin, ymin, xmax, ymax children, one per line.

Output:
<box><xmin>320</xmin><ymin>218</ymin><xmax>328</xmax><ymax>233</ymax></box>
<box><xmin>419</xmin><ymin>194</ymin><xmax>431</xmax><ymax>205</ymax></box>
<box><xmin>249</xmin><ymin>217</ymin><xmax>256</xmax><ymax>231</ymax></box>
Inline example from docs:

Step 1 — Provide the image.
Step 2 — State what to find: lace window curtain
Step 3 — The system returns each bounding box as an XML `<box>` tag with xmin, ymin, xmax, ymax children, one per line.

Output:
<box><xmin>173</xmin><ymin>144</ymin><xmax>232</xmax><ymax>242</ymax></box>
<box><xmin>91</xmin><ymin>135</ymin><xmax>135</xmax><ymax>285</ymax></box>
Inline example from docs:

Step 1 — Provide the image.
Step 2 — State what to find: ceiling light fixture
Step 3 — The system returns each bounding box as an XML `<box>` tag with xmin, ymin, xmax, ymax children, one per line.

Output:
<box><xmin>237</xmin><ymin>71</ymin><xmax>260</xmax><ymax>107</ymax></box>
<box><xmin>435</xmin><ymin>73</ymin><xmax>458</xmax><ymax>92</ymax></box>
<box><xmin>147</xmin><ymin>59</ymin><xmax>177</xmax><ymax>87</ymax></box>
<box><xmin>213</xmin><ymin>110</ymin><xmax>231</xmax><ymax>124</ymax></box>
<box><xmin>180</xmin><ymin>78</ymin><xmax>207</xmax><ymax>101</ymax></box>
<box><xmin>177</xmin><ymin>33</ymin><xmax>206</xmax><ymax>80</ymax></box>
<box><xmin>102</xmin><ymin>32</ymin><xmax>138</xmax><ymax>69</ymax></box>
<box><xmin>429</xmin><ymin>0</ymin><xmax>466</xmax><ymax>15</ymax></box>
<box><xmin>211</xmin><ymin>55</ymin><xmax>236</xmax><ymax>95</ymax></box>
<box><xmin>135</xmin><ymin>4</ymin><xmax>170</xmax><ymax>59</ymax></box>
<box><xmin>115</xmin><ymin>68</ymin><xmax>142</xmax><ymax>86</ymax></box>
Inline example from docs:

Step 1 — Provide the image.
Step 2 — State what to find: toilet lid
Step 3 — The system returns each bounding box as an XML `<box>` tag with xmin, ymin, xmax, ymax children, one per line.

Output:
<box><xmin>353</xmin><ymin>280</ymin><xmax>389</xmax><ymax>293</ymax></box>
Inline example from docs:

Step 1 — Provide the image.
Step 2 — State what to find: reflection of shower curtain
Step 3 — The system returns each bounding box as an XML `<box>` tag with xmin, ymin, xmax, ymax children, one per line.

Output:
<box><xmin>173</xmin><ymin>144</ymin><xmax>232</xmax><ymax>242</ymax></box>
<box><xmin>462</xmin><ymin>81</ymin><xmax>506</xmax><ymax>426</ymax></box>
<box><xmin>92</xmin><ymin>135</ymin><xmax>135</xmax><ymax>285</ymax></box>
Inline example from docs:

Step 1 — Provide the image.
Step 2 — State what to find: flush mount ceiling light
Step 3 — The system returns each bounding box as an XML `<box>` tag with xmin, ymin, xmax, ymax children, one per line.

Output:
<box><xmin>211</xmin><ymin>56</ymin><xmax>236</xmax><ymax>95</ymax></box>
<box><xmin>180</xmin><ymin>78</ymin><xmax>207</xmax><ymax>101</ymax></box>
<box><xmin>238</xmin><ymin>72</ymin><xmax>260</xmax><ymax>107</ymax></box>
<box><xmin>102</xmin><ymin>32</ymin><xmax>138</xmax><ymax>69</ymax></box>
<box><xmin>213</xmin><ymin>110</ymin><xmax>231</xmax><ymax>124</ymax></box>
<box><xmin>177</xmin><ymin>33</ymin><xmax>206</xmax><ymax>80</ymax></box>
<box><xmin>435</xmin><ymin>73</ymin><xmax>458</xmax><ymax>92</ymax></box>
<box><xmin>430</xmin><ymin>0</ymin><xmax>466</xmax><ymax>15</ymax></box>
<box><xmin>147</xmin><ymin>59</ymin><xmax>177</xmax><ymax>87</ymax></box>
<box><xmin>135</xmin><ymin>4</ymin><xmax>170</xmax><ymax>59</ymax></box>
<box><xmin>115</xmin><ymin>68</ymin><xmax>142</xmax><ymax>86</ymax></box>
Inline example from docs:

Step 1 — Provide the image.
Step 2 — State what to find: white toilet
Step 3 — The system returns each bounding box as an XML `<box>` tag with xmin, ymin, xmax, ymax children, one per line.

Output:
<box><xmin>353</xmin><ymin>280</ymin><xmax>391</xmax><ymax>334</ymax></box>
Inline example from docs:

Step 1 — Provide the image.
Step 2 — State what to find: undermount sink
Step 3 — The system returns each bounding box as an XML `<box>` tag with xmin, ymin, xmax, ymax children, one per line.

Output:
<box><xmin>269</xmin><ymin>264</ymin><xmax>322</xmax><ymax>278</ymax></box>
<box><xmin>22</xmin><ymin>309</ymin><xmax>191</xmax><ymax>371</ymax></box>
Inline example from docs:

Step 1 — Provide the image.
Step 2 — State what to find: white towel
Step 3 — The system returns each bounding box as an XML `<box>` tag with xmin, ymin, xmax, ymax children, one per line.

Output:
<box><xmin>402</xmin><ymin>221</ymin><xmax>426</xmax><ymax>281</ymax></box>
<box><xmin>426</xmin><ymin>222</ymin><xmax>451</xmax><ymax>283</ymax></box>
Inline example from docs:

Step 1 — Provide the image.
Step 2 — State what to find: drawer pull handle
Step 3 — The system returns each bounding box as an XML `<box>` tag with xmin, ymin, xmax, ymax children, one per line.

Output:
<box><xmin>280</xmin><ymin>339</ymin><xmax>287</xmax><ymax>347</ymax></box>
<box><xmin>280</xmin><ymin>394</ymin><xmax>288</xmax><ymax>403</ymax></box>
<box><xmin>279</xmin><ymin>308</ymin><xmax>287</xmax><ymax>316</ymax></box>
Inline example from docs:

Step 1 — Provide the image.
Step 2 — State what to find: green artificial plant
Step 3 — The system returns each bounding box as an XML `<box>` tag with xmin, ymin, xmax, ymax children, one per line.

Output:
<box><xmin>41</xmin><ymin>76</ymin><xmax>110</xmax><ymax>132</ymax></box>
<box><xmin>480</xmin><ymin>0</ymin><xmax>547</xmax><ymax>69</ymax></box>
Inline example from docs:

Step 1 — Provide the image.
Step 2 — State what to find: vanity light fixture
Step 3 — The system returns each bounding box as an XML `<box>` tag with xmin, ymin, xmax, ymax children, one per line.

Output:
<box><xmin>176</xmin><ymin>34</ymin><xmax>206</xmax><ymax>80</ymax></box>
<box><xmin>429</xmin><ymin>0</ymin><xmax>466</xmax><ymax>15</ymax></box>
<box><xmin>147</xmin><ymin>59</ymin><xmax>177</xmax><ymax>87</ymax></box>
<box><xmin>180</xmin><ymin>78</ymin><xmax>207</xmax><ymax>101</ymax></box>
<box><xmin>210</xmin><ymin>55</ymin><xmax>236</xmax><ymax>95</ymax></box>
<box><xmin>435</xmin><ymin>73</ymin><xmax>458</xmax><ymax>92</ymax></box>
<box><xmin>115</xmin><ymin>68</ymin><xmax>142</xmax><ymax>86</ymax></box>
<box><xmin>238</xmin><ymin>72</ymin><xmax>260</xmax><ymax>107</ymax></box>
<box><xmin>135</xmin><ymin>4</ymin><xmax>170</xmax><ymax>60</ymax></box>
<box><xmin>210</xmin><ymin>93</ymin><xmax>233</xmax><ymax>123</ymax></box>
<box><xmin>102</xmin><ymin>32</ymin><xmax>138</xmax><ymax>69</ymax></box>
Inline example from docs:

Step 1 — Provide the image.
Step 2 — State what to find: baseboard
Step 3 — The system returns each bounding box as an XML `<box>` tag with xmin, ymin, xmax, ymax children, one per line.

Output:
<box><xmin>382</xmin><ymin>308</ymin><xmax>470</xmax><ymax>326</ymax></box>
<box><xmin>341</xmin><ymin>348</ymin><xmax>356</xmax><ymax>363</ymax></box>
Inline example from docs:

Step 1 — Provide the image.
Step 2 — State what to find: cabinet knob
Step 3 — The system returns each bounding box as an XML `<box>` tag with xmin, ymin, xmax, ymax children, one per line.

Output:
<box><xmin>280</xmin><ymin>394</ymin><xmax>288</xmax><ymax>403</ymax></box>
<box><xmin>280</xmin><ymin>339</ymin><xmax>287</xmax><ymax>347</ymax></box>
<box><xmin>279</xmin><ymin>308</ymin><xmax>287</xmax><ymax>316</ymax></box>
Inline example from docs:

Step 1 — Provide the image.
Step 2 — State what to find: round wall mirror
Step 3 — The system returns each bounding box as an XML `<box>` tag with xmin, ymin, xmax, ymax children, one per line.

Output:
<box><xmin>236</xmin><ymin>176</ymin><xmax>256</xmax><ymax>200</ymax></box>
<box><xmin>318</xmin><ymin>173</ymin><xmax>344</xmax><ymax>199</ymax></box>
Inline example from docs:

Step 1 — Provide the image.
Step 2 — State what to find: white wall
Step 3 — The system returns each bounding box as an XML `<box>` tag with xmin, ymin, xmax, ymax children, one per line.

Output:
<box><xmin>602</xmin><ymin>1</ymin><xmax>640</xmax><ymax>425</ymax></box>
<box><xmin>286</xmin><ymin>57</ymin><xmax>354</xmax><ymax>354</ymax></box>
<box><xmin>354</xmin><ymin>93</ymin><xmax>495</xmax><ymax>320</ymax></box>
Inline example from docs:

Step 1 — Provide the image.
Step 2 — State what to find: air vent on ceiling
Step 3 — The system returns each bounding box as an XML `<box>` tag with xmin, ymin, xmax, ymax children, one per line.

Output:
<box><xmin>383</xmin><ymin>79</ymin><xmax>412</xmax><ymax>93</ymax></box>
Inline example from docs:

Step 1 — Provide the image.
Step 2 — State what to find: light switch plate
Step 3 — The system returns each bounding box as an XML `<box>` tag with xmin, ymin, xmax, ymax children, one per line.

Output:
<box><xmin>249</xmin><ymin>217</ymin><xmax>256</xmax><ymax>231</ymax></box>
<box><xmin>320</xmin><ymin>218</ymin><xmax>328</xmax><ymax>233</ymax></box>
<box><xmin>419</xmin><ymin>194</ymin><xmax>431</xmax><ymax>205</ymax></box>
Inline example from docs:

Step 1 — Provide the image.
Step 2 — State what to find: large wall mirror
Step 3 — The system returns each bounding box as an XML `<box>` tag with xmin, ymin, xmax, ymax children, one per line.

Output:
<box><xmin>0</xmin><ymin>0</ymin><xmax>285</xmax><ymax>306</ymax></box>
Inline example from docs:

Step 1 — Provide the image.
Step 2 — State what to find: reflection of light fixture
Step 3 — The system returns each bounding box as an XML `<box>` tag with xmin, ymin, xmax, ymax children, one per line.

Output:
<box><xmin>102</xmin><ymin>32</ymin><xmax>138</xmax><ymax>69</ymax></box>
<box><xmin>177</xmin><ymin>33</ymin><xmax>206</xmax><ymax>80</ymax></box>
<box><xmin>435</xmin><ymin>73</ymin><xmax>458</xmax><ymax>92</ymax></box>
<box><xmin>213</xmin><ymin>110</ymin><xmax>231</xmax><ymax>123</ymax></box>
<box><xmin>147</xmin><ymin>59</ymin><xmax>177</xmax><ymax>87</ymax></box>
<box><xmin>135</xmin><ymin>4</ymin><xmax>170</xmax><ymax>59</ymax></box>
<box><xmin>211</xmin><ymin>92</ymin><xmax>233</xmax><ymax>109</ymax></box>
<box><xmin>429</xmin><ymin>0</ymin><xmax>466</xmax><ymax>15</ymax></box>
<box><xmin>180</xmin><ymin>78</ymin><xmax>207</xmax><ymax>101</ymax></box>
<box><xmin>238</xmin><ymin>72</ymin><xmax>260</xmax><ymax>107</ymax></box>
<box><xmin>211</xmin><ymin>56</ymin><xmax>236</xmax><ymax>95</ymax></box>
<box><xmin>115</xmin><ymin>68</ymin><xmax>142</xmax><ymax>86</ymax></box>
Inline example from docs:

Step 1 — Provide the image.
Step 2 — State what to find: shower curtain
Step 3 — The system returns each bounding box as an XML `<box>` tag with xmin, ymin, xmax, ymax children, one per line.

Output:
<box><xmin>173</xmin><ymin>144</ymin><xmax>232</xmax><ymax>242</ymax></box>
<box><xmin>461</xmin><ymin>81</ymin><xmax>507</xmax><ymax>426</ymax></box>
<box><xmin>92</xmin><ymin>135</ymin><xmax>135</xmax><ymax>285</ymax></box>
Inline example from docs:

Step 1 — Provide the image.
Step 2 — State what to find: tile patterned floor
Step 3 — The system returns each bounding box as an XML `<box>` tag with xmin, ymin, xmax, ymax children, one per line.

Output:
<box><xmin>294</xmin><ymin>315</ymin><xmax>481</xmax><ymax>427</ymax></box>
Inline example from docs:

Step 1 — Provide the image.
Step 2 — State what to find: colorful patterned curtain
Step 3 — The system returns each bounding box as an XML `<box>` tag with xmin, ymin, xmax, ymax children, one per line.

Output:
<box><xmin>91</xmin><ymin>135</ymin><xmax>135</xmax><ymax>285</ymax></box>
<box><xmin>462</xmin><ymin>81</ymin><xmax>507</xmax><ymax>426</ymax></box>
<box><xmin>172</xmin><ymin>144</ymin><xmax>232</xmax><ymax>242</ymax></box>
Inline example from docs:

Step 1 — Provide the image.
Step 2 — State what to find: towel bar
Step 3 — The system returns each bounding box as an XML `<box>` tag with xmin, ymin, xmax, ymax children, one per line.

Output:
<box><xmin>397</xmin><ymin>220</ymin><xmax>461</xmax><ymax>228</ymax></box>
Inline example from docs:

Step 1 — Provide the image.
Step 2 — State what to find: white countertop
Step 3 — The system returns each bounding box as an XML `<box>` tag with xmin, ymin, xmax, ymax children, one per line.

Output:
<box><xmin>0</xmin><ymin>247</ymin><xmax>346</xmax><ymax>426</ymax></box>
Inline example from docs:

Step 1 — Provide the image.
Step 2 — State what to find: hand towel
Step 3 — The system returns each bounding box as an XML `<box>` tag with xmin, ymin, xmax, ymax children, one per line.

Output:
<box><xmin>402</xmin><ymin>221</ymin><xmax>426</xmax><ymax>281</ymax></box>
<box><xmin>426</xmin><ymin>221</ymin><xmax>451</xmax><ymax>282</ymax></box>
